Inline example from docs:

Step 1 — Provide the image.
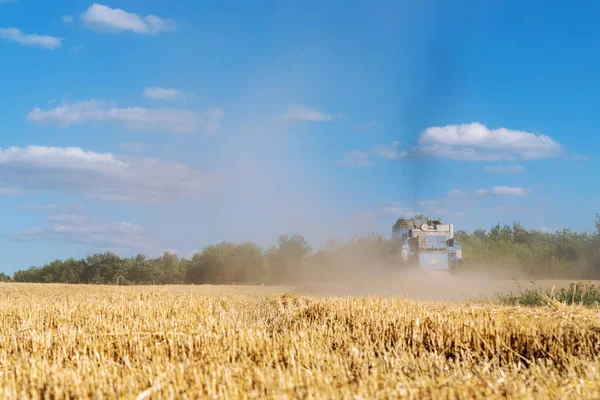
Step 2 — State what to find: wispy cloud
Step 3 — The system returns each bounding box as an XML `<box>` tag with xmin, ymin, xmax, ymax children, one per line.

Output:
<box><xmin>80</xmin><ymin>3</ymin><xmax>175</xmax><ymax>35</ymax></box>
<box><xmin>0</xmin><ymin>28</ymin><xmax>62</xmax><ymax>49</ymax></box>
<box><xmin>279</xmin><ymin>105</ymin><xmax>333</xmax><ymax>122</ymax></box>
<box><xmin>70</xmin><ymin>45</ymin><xmax>86</xmax><ymax>53</ymax></box>
<box><xmin>415</xmin><ymin>122</ymin><xmax>562</xmax><ymax>161</ymax></box>
<box><xmin>337</xmin><ymin>151</ymin><xmax>372</xmax><ymax>167</ymax></box>
<box><xmin>19</xmin><ymin>203</ymin><xmax>83</xmax><ymax>212</ymax></box>
<box><xmin>143</xmin><ymin>87</ymin><xmax>185</xmax><ymax>101</ymax></box>
<box><xmin>45</xmin><ymin>214</ymin><xmax>88</xmax><ymax>224</ymax></box>
<box><xmin>12</xmin><ymin>215</ymin><xmax>158</xmax><ymax>253</ymax></box>
<box><xmin>570</xmin><ymin>154</ymin><xmax>592</xmax><ymax>161</ymax></box>
<box><xmin>27</xmin><ymin>99</ymin><xmax>224</xmax><ymax>135</ymax></box>
<box><xmin>19</xmin><ymin>204</ymin><xmax>59</xmax><ymax>211</ymax></box>
<box><xmin>62</xmin><ymin>15</ymin><xmax>74</xmax><ymax>24</ymax></box>
<box><xmin>0</xmin><ymin>187</ymin><xmax>22</xmax><ymax>195</ymax></box>
<box><xmin>448</xmin><ymin>189</ymin><xmax>465</xmax><ymax>197</ymax></box>
<box><xmin>338</xmin><ymin>141</ymin><xmax>407</xmax><ymax>167</ymax></box>
<box><xmin>491</xmin><ymin>186</ymin><xmax>532</xmax><ymax>196</ymax></box>
<box><xmin>475</xmin><ymin>186</ymin><xmax>532</xmax><ymax>197</ymax></box>
<box><xmin>484</xmin><ymin>164</ymin><xmax>525</xmax><ymax>174</ymax></box>
<box><xmin>0</xmin><ymin>145</ymin><xmax>219</xmax><ymax>203</ymax></box>
<box><xmin>371</xmin><ymin>141</ymin><xmax>406</xmax><ymax>160</ymax></box>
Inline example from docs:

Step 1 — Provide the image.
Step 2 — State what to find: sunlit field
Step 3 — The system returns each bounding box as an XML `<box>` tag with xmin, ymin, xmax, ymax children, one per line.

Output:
<box><xmin>0</xmin><ymin>282</ymin><xmax>598</xmax><ymax>399</ymax></box>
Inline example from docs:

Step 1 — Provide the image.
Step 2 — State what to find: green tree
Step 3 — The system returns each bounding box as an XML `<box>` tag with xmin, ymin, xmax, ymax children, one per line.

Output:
<box><xmin>126</xmin><ymin>254</ymin><xmax>162</xmax><ymax>284</ymax></box>
<box><xmin>83</xmin><ymin>252</ymin><xmax>130</xmax><ymax>284</ymax></box>
<box><xmin>154</xmin><ymin>251</ymin><xmax>185</xmax><ymax>284</ymax></box>
<box><xmin>186</xmin><ymin>242</ymin><xmax>265</xmax><ymax>285</ymax></box>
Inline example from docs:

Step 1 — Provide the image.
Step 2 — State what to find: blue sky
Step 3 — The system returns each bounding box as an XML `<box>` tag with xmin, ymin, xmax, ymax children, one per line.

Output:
<box><xmin>0</xmin><ymin>0</ymin><xmax>598</xmax><ymax>273</ymax></box>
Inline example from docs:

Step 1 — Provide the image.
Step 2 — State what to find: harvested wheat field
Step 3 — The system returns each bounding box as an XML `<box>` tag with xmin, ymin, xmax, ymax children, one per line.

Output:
<box><xmin>0</xmin><ymin>283</ymin><xmax>599</xmax><ymax>399</ymax></box>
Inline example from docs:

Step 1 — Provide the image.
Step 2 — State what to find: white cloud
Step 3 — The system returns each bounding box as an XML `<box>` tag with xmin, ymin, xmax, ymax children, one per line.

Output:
<box><xmin>62</xmin><ymin>15</ymin><xmax>74</xmax><ymax>24</ymax></box>
<box><xmin>371</xmin><ymin>141</ymin><xmax>407</xmax><ymax>160</ymax></box>
<box><xmin>279</xmin><ymin>105</ymin><xmax>333</xmax><ymax>122</ymax></box>
<box><xmin>337</xmin><ymin>151</ymin><xmax>372</xmax><ymax>167</ymax></box>
<box><xmin>0</xmin><ymin>28</ymin><xmax>63</xmax><ymax>49</ymax></box>
<box><xmin>492</xmin><ymin>186</ymin><xmax>531</xmax><ymax>196</ymax></box>
<box><xmin>80</xmin><ymin>3</ymin><xmax>175</xmax><ymax>35</ymax></box>
<box><xmin>27</xmin><ymin>100</ymin><xmax>224</xmax><ymax>135</ymax></box>
<box><xmin>415</xmin><ymin>122</ymin><xmax>562</xmax><ymax>161</ymax></box>
<box><xmin>12</xmin><ymin>215</ymin><xmax>157</xmax><ymax>253</ymax></box>
<box><xmin>475</xmin><ymin>186</ymin><xmax>531</xmax><ymax>197</ymax></box>
<box><xmin>0</xmin><ymin>145</ymin><xmax>218</xmax><ymax>203</ymax></box>
<box><xmin>143</xmin><ymin>87</ymin><xmax>185</xmax><ymax>100</ymax></box>
<box><xmin>484</xmin><ymin>165</ymin><xmax>525</xmax><ymax>174</ymax></box>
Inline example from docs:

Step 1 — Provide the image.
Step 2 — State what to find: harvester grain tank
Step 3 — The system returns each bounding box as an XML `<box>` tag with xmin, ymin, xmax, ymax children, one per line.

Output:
<box><xmin>392</xmin><ymin>217</ymin><xmax>462</xmax><ymax>273</ymax></box>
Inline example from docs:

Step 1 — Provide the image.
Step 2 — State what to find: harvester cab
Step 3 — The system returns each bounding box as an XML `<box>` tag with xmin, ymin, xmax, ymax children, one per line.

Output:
<box><xmin>392</xmin><ymin>217</ymin><xmax>463</xmax><ymax>273</ymax></box>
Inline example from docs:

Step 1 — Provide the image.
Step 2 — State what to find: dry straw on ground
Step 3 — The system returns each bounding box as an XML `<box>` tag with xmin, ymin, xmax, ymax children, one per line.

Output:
<box><xmin>0</xmin><ymin>283</ymin><xmax>598</xmax><ymax>399</ymax></box>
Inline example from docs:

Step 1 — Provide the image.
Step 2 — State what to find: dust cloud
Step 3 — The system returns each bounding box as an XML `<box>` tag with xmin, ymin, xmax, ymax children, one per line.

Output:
<box><xmin>272</xmin><ymin>240</ymin><xmax>543</xmax><ymax>302</ymax></box>
<box><xmin>289</xmin><ymin>270</ymin><xmax>523</xmax><ymax>302</ymax></box>
<box><xmin>266</xmin><ymin>233</ymin><xmax>574</xmax><ymax>302</ymax></box>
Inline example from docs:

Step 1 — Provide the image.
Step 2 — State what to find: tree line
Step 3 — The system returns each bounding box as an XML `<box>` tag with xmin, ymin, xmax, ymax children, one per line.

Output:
<box><xmin>6</xmin><ymin>215</ymin><xmax>600</xmax><ymax>285</ymax></box>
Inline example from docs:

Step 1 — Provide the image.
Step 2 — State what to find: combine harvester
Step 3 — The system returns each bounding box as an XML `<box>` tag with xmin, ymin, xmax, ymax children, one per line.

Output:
<box><xmin>391</xmin><ymin>217</ymin><xmax>463</xmax><ymax>275</ymax></box>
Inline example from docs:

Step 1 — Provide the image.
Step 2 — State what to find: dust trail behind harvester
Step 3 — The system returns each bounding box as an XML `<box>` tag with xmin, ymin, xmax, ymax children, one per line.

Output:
<box><xmin>288</xmin><ymin>243</ymin><xmax>535</xmax><ymax>302</ymax></box>
<box><xmin>291</xmin><ymin>270</ymin><xmax>527</xmax><ymax>302</ymax></box>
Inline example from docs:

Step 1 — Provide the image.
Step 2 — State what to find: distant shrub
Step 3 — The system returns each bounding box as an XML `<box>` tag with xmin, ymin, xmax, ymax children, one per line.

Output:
<box><xmin>492</xmin><ymin>281</ymin><xmax>600</xmax><ymax>307</ymax></box>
